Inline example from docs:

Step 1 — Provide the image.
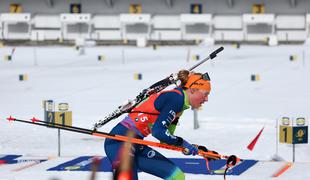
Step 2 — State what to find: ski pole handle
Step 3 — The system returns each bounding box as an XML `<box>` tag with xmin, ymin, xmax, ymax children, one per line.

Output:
<box><xmin>188</xmin><ymin>46</ymin><xmax>224</xmax><ymax>71</ymax></box>
<box><xmin>210</xmin><ymin>46</ymin><xmax>224</xmax><ymax>59</ymax></box>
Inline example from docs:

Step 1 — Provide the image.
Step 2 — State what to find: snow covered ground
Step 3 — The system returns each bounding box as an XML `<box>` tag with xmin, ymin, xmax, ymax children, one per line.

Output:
<box><xmin>0</xmin><ymin>44</ymin><xmax>310</xmax><ymax>179</ymax></box>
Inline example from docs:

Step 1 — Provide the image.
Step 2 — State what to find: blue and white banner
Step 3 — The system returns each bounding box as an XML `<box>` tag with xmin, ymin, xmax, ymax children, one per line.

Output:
<box><xmin>48</xmin><ymin>156</ymin><xmax>258</xmax><ymax>176</ymax></box>
<box><xmin>0</xmin><ymin>155</ymin><xmax>257</xmax><ymax>176</ymax></box>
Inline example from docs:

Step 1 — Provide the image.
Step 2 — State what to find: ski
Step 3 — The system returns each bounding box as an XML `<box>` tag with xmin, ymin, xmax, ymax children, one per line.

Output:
<box><xmin>93</xmin><ymin>46</ymin><xmax>224</xmax><ymax>130</ymax></box>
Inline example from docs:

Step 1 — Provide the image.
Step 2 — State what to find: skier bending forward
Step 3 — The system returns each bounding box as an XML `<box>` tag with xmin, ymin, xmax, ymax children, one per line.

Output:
<box><xmin>104</xmin><ymin>70</ymin><xmax>215</xmax><ymax>180</ymax></box>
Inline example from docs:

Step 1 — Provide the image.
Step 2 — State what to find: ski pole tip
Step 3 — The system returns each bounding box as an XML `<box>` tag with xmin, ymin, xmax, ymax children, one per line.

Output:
<box><xmin>31</xmin><ymin>117</ymin><xmax>40</xmax><ymax>123</ymax></box>
<box><xmin>6</xmin><ymin>116</ymin><xmax>16</xmax><ymax>121</ymax></box>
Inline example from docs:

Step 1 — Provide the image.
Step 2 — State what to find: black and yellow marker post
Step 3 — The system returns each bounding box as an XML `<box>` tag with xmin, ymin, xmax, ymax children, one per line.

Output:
<box><xmin>134</xmin><ymin>73</ymin><xmax>142</xmax><ymax>80</ymax></box>
<box><xmin>279</xmin><ymin>117</ymin><xmax>308</xmax><ymax>162</ymax></box>
<box><xmin>4</xmin><ymin>55</ymin><xmax>12</xmax><ymax>61</ymax></box>
<box><xmin>19</xmin><ymin>74</ymin><xmax>28</xmax><ymax>81</ymax></box>
<box><xmin>250</xmin><ymin>74</ymin><xmax>260</xmax><ymax>81</ymax></box>
<box><xmin>289</xmin><ymin>55</ymin><xmax>298</xmax><ymax>62</ymax></box>
<box><xmin>98</xmin><ymin>55</ymin><xmax>106</xmax><ymax>61</ymax></box>
<box><xmin>192</xmin><ymin>55</ymin><xmax>200</xmax><ymax>61</ymax></box>
<box><xmin>43</xmin><ymin>100</ymin><xmax>72</xmax><ymax>156</ymax></box>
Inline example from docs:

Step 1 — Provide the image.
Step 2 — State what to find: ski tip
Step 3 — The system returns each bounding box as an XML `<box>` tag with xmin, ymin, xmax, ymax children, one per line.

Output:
<box><xmin>6</xmin><ymin>115</ymin><xmax>16</xmax><ymax>121</ymax></box>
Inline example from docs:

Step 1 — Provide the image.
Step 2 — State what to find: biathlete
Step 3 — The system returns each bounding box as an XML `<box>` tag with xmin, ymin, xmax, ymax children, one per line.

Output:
<box><xmin>104</xmin><ymin>70</ymin><xmax>216</xmax><ymax>180</ymax></box>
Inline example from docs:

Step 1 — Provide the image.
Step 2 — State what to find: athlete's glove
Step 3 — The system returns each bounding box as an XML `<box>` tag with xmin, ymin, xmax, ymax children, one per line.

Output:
<box><xmin>195</xmin><ymin>144</ymin><xmax>219</xmax><ymax>161</ymax></box>
<box><xmin>182</xmin><ymin>140</ymin><xmax>198</xmax><ymax>156</ymax></box>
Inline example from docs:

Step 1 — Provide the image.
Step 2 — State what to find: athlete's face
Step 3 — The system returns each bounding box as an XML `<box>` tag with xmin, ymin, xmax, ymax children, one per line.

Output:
<box><xmin>188</xmin><ymin>89</ymin><xmax>209</xmax><ymax>109</ymax></box>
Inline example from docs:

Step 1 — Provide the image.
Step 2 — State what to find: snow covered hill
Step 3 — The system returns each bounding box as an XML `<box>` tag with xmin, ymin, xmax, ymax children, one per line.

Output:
<box><xmin>1</xmin><ymin>44</ymin><xmax>309</xmax><ymax>179</ymax></box>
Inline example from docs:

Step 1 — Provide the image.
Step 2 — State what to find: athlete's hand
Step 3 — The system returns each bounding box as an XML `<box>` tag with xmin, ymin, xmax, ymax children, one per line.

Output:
<box><xmin>195</xmin><ymin>144</ymin><xmax>219</xmax><ymax>161</ymax></box>
<box><xmin>182</xmin><ymin>140</ymin><xmax>198</xmax><ymax>156</ymax></box>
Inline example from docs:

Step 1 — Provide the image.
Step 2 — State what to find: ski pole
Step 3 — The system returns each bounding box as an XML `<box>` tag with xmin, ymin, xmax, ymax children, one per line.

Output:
<box><xmin>6</xmin><ymin>116</ymin><xmax>241</xmax><ymax>180</ymax></box>
<box><xmin>6</xmin><ymin>116</ymin><xmax>236</xmax><ymax>161</ymax></box>
<box><xmin>188</xmin><ymin>46</ymin><xmax>224</xmax><ymax>71</ymax></box>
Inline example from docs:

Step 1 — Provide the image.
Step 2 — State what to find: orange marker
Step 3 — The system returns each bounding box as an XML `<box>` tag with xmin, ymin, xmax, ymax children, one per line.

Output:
<box><xmin>272</xmin><ymin>162</ymin><xmax>293</xmax><ymax>177</ymax></box>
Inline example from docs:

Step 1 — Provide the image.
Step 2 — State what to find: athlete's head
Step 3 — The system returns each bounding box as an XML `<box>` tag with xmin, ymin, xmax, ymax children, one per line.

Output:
<box><xmin>178</xmin><ymin>70</ymin><xmax>211</xmax><ymax>109</ymax></box>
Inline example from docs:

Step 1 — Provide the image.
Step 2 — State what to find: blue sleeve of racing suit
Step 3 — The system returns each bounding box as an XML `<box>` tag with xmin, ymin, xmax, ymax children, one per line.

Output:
<box><xmin>151</xmin><ymin>91</ymin><xmax>184</xmax><ymax>146</ymax></box>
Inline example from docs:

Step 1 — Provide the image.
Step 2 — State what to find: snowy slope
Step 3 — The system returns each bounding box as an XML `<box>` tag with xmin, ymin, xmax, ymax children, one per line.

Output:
<box><xmin>0</xmin><ymin>44</ymin><xmax>310</xmax><ymax>179</ymax></box>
